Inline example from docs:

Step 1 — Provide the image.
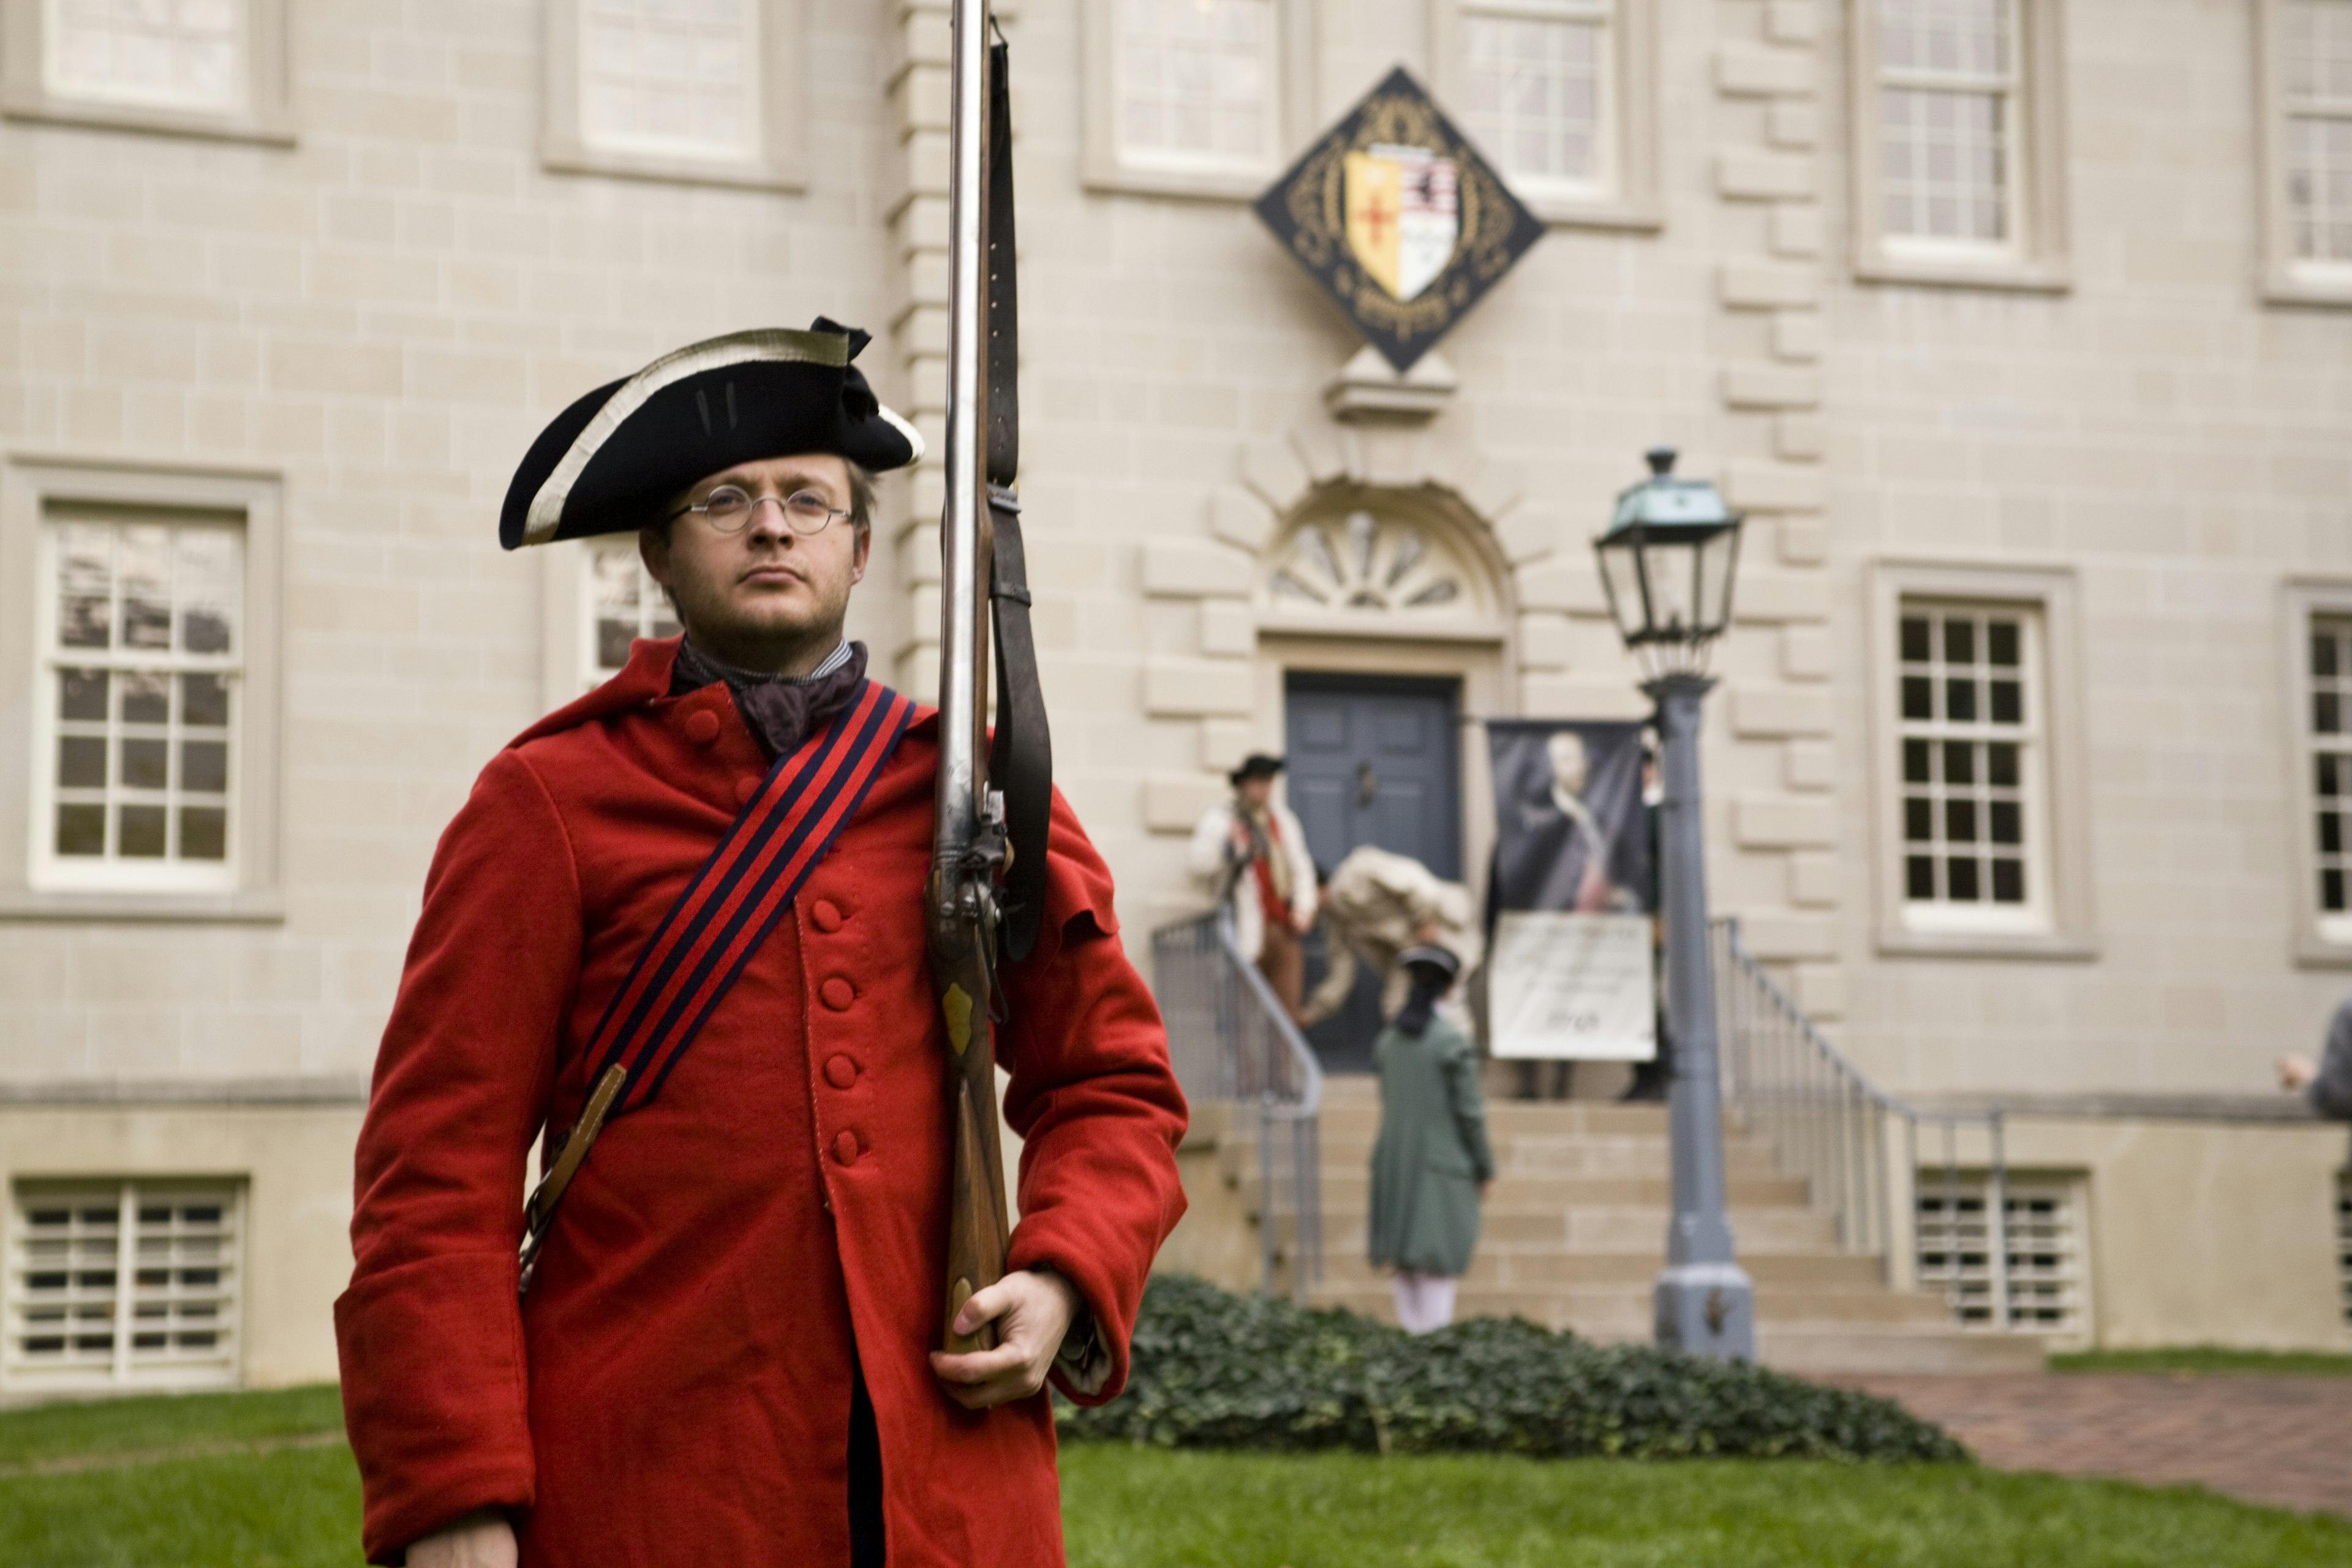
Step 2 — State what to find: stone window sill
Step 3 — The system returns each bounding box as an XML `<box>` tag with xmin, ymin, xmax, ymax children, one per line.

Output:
<box><xmin>1</xmin><ymin>93</ymin><xmax>294</xmax><ymax>147</ymax></box>
<box><xmin>0</xmin><ymin>889</ymin><xmax>286</xmax><ymax>924</ymax></box>
<box><xmin>1874</xmin><ymin>925</ymin><xmax>2098</xmax><ymax>962</ymax></box>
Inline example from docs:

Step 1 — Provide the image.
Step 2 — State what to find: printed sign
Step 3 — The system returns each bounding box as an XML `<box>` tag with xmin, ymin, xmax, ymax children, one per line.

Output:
<box><xmin>1254</xmin><ymin>67</ymin><xmax>1542</xmax><ymax>372</ymax></box>
<box><xmin>1487</xmin><ymin>720</ymin><xmax>1655</xmax><ymax>1061</ymax></box>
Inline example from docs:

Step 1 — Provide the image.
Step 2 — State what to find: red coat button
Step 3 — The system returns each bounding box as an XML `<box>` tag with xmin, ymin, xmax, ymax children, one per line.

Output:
<box><xmin>811</xmin><ymin>900</ymin><xmax>844</xmax><ymax>932</ymax></box>
<box><xmin>824</xmin><ymin>1055</ymin><xmax>858</xmax><ymax>1090</ymax></box>
<box><xmin>684</xmin><ymin>710</ymin><xmax>720</xmax><ymax>745</ymax></box>
<box><xmin>832</xmin><ymin>1131</ymin><xmax>861</xmax><ymax>1167</ymax></box>
<box><xmin>821</xmin><ymin>978</ymin><xmax>855</xmax><ymax>1011</ymax></box>
<box><xmin>734</xmin><ymin>776</ymin><xmax>762</xmax><ymax>806</ymax></box>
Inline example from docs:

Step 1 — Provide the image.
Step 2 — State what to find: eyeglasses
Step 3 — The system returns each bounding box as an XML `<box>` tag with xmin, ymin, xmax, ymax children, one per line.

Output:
<box><xmin>668</xmin><ymin>484</ymin><xmax>851</xmax><ymax>536</ymax></box>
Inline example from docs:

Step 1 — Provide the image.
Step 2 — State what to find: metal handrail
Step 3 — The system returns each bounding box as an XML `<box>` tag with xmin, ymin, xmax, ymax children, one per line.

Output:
<box><xmin>1712</xmin><ymin>917</ymin><xmax>2014</xmax><ymax>1329</ymax></box>
<box><xmin>1150</xmin><ymin>907</ymin><xmax>1323</xmax><ymax>1303</ymax></box>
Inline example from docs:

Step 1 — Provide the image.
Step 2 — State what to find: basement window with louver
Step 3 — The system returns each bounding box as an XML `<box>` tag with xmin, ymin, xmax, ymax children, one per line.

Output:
<box><xmin>1914</xmin><ymin>1171</ymin><xmax>2086</xmax><ymax>1340</ymax></box>
<box><xmin>2337</xmin><ymin>1173</ymin><xmax>2351</xmax><ymax>1325</ymax></box>
<box><xmin>3</xmin><ymin>1181</ymin><xmax>243</xmax><ymax>1397</ymax></box>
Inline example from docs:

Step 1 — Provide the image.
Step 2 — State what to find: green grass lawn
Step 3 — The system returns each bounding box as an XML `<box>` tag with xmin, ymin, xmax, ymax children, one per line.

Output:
<box><xmin>5</xmin><ymin>1387</ymin><xmax>2350</xmax><ymax>1568</ymax></box>
<box><xmin>2049</xmin><ymin>1346</ymin><xmax>2352</xmax><ymax>1378</ymax></box>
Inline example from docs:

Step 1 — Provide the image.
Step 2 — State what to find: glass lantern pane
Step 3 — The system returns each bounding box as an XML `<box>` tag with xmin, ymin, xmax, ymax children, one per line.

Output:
<box><xmin>1695</xmin><ymin>526</ymin><xmax>1741</xmax><ymax>634</ymax></box>
<box><xmin>1642</xmin><ymin>538</ymin><xmax>1699</xmax><ymax>638</ymax></box>
<box><xmin>1596</xmin><ymin>541</ymin><xmax>1648</xmax><ymax>642</ymax></box>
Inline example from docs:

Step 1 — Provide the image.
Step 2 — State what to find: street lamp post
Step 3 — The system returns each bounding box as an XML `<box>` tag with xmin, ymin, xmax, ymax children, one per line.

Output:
<box><xmin>1593</xmin><ymin>447</ymin><xmax>1755</xmax><ymax>1362</ymax></box>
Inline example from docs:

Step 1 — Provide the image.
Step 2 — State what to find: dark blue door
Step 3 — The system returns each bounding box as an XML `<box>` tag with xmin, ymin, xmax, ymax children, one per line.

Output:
<box><xmin>1284</xmin><ymin>674</ymin><xmax>1461</xmax><ymax>1071</ymax></box>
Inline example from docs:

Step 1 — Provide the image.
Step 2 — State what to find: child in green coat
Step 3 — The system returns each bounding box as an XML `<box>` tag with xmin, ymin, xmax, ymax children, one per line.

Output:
<box><xmin>1368</xmin><ymin>945</ymin><xmax>1494</xmax><ymax>1332</ymax></box>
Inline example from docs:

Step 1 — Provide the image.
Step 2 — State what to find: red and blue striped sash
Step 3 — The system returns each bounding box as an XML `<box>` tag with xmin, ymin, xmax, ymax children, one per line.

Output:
<box><xmin>586</xmin><ymin>678</ymin><xmax>917</xmax><ymax>1117</ymax></box>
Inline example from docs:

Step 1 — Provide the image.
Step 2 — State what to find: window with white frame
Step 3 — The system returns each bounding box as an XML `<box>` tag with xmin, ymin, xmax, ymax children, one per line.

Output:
<box><xmin>1455</xmin><ymin>0</ymin><xmax>1613</xmax><ymax>198</ymax></box>
<box><xmin>582</xmin><ymin>540</ymin><xmax>680</xmax><ymax>692</ymax></box>
<box><xmin>1894</xmin><ymin>602</ymin><xmax>2046</xmax><ymax>927</ymax></box>
<box><xmin>578</xmin><ymin>0</ymin><xmax>760</xmax><ymax>164</ymax></box>
<box><xmin>1915</xmin><ymin>1172</ymin><xmax>2084</xmax><ymax>1336</ymax></box>
<box><xmin>4</xmin><ymin>1180</ymin><xmax>243</xmax><ymax>1396</ymax></box>
<box><xmin>34</xmin><ymin>513</ymin><xmax>242</xmax><ymax>893</ymax></box>
<box><xmin>2282</xmin><ymin>0</ymin><xmax>2352</xmax><ymax>274</ymax></box>
<box><xmin>1876</xmin><ymin>0</ymin><xmax>2019</xmax><ymax>249</ymax></box>
<box><xmin>1109</xmin><ymin>0</ymin><xmax>1281</xmax><ymax>176</ymax></box>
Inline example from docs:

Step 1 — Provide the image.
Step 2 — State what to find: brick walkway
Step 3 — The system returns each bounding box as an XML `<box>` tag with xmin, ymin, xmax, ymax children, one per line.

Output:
<box><xmin>1837</xmin><ymin>1374</ymin><xmax>2352</xmax><ymax>1518</ymax></box>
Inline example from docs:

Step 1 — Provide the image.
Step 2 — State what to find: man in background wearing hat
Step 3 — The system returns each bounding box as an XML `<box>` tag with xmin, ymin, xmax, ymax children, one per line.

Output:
<box><xmin>334</xmin><ymin>323</ymin><xmax>1187</xmax><ymax>1568</ymax></box>
<box><xmin>1187</xmin><ymin>753</ymin><xmax>1319</xmax><ymax>1021</ymax></box>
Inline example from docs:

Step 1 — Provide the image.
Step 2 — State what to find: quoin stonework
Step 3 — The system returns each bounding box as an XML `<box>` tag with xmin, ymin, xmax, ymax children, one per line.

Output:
<box><xmin>2</xmin><ymin>0</ymin><xmax>2350</xmax><ymax>1398</ymax></box>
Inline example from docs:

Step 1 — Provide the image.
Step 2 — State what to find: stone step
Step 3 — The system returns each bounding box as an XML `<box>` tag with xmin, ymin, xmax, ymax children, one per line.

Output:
<box><xmin>1301</xmin><ymin>1202</ymin><xmax>1844</xmax><ymax>1254</ymax></box>
<box><xmin>1264</xmin><ymin>1170</ymin><xmax>1815</xmax><ymax>1212</ymax></box>
<box><xmin>1311</xmin><ymin>1102</ymin><xmax>1681</xmax><ymax>1140</ymax></box>
<box><xmin>1313</xmin><ymin>1268</ymin><xmax>1951</xmax><ymax>1326</ymax></box>
<box><xmin>1758</xmin><ymin>1324</ymin><xmax>2050</xmax><ymax>1376</ymax></box>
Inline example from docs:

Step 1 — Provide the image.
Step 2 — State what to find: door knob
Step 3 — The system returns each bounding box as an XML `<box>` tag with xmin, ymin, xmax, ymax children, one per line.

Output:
<box><xmin>1355</xmin><ymin>761</ymin><xmax>1378</xmax><ymax>807</ymax></box>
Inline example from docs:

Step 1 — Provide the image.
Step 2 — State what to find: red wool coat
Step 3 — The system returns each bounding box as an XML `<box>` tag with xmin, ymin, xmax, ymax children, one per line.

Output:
<box><xmin>335</xmin><ymin>638</ymin><xmax>1188</xmax><ymax>1567</ymax></box>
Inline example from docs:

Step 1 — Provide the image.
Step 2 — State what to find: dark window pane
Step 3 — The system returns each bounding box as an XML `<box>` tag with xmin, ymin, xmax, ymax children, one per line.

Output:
<box><xmin>1947</xmin><ymin>679</ymin><xmax>1977</xmax><ymax>722</ymax></box>
<box><xmin>2326</xmin><ymin>868</ymin><xmax>2346</xmax><ymax>913</ymax></box>
<box><xmin>56</xmin><ymin>804</ymin><xmax>105</xmax><ymax>856</ymax></box>
<box><xmin>58</xmin><ymin>736</ymin><xmax>106</xmax><ymax>788</ymax></box>
<box><xmin>1902</xmin><ymin>675</ymin><xmax>1934</xmax><ymax>720</ymax></box>
<box><xmin>59</xmin><ymin>668</ymin><xmax>108</xmax><ymax>722</ymax></box>
<box><xmin>180</xmin><ymin>807</ymin><xmax>226</xmax><ymax>861</ymax></box>
<box><xmin>138</xmin><ymin>1205</ymin><xmax>170</xmax><ymax>1223</ymax></box>
<box><xmin>75</xmin><ymin>1334</ymin><xmax>113</xmax><ymax>1352</ymax></box>
<box><xmin>1988</xmin><ymin>620</ymin><xmax>2021</xmax><ymax>667</ymax></box>
<box><xmin>1905</xmin><ymin>797</ymin><xmax>1934</xmax><ymax>842</ymax></box>
<box><xmin>597</xmin><ymin>619</ymin><xmax>635</xmax><ymax>671</ymax></box>
<box><xmin>123</xmin><ymin>596</ymin><xmax>170</xmax><ymax>650</ymax></box>
<box><xmin>1946</xmin><ymin>799</ymin><xmax>1978</xmax><ymax>843</ymax></box>
<box><xmin>118</xmin><ymin>805</ymin><xmax>166</xmax><ymax>858</ymax></box>
<box><xmin>2317</xmin><ymin>632</ymin><xmax>2341</xmax><ymax>678</ymax></box>
<box><xmin>133</xmin><ymin>1331</ymin><xmax>167</xmax><ymax>1349</ymax></box>
<box><xmin>182</xmin><ymin>610</ymin><xmax>232</xmax><ymax>655</ymax></box>
<box><xmin>181</xmin><ymin>673</ymin><xmax>229</xmax><ymax>728</ymax></box>
<box><xmin>184</xmin><ymin>1205</ymin><xmax>221</xmax><ymax>1224</ymax></box>
<box><xmin>78</xmin><ymin>1207</ymin><xmax>113</xmax><ymax>1225</ymax></box>
<box><xmin>1943</xmin><ymin>741</ymin><xmax>1975</xmax><ymax>785</ymax></box>
<box><xmin>1948</xmin><ymin>857</ymin><xmax>1981</xmax><ymax>901</ymax></box>
<box><xmin>2324</xmin><ymin>812</ymin><xmax>2344</xmax><ymax>855</ymax></box>
<box><xmin>121</xmin><ymin>672</ymin><xmax>169</xmax><ymax>725</ymax></box>
<box><xmin>61</xmin><ymin>596</ymin><xmax>111</xmax><ymax>649</ymax></box>
<box><xmin>2323</xmin><ymin>755</ymin><xmax>2342</xmax><ymax>798</ymax></box>
<box><xmin>1901</xmin><ymin>616</ymin><xmax>1932</xmax><ymax>662</ymax></box>
<box><xmin>180</xmin><ymin>1268</ymin><xmax>219</xmax><ymax>1287</ymax></box>
<box><xmin>1989</xmin><ymin>799</ymin><xmax>2022</xmax><ymax>844</ymax></box>
<box><xmin>1904</xmin><ymin>739</ymin><xmax>1932</xmax><ymax>783</ymax></box>
<box><xmin>76</xmin><ymin>1270</ymin><xmax>114</xmax><ymax>1288</ymax></box>
<box><xmin>1943</xmin><ymin>617</ymin><xmax>1975</xmax><ymax>665</ymax></box>
<box><xmin>181</xmin><ymin>741</ymin><xmax>227</xmax><ymax>794</ymax></box>
<box><xmin>2320</xmin><ymin>692</ymin><xmax>2342</xmax><ymax>736</ymax></box>
<box><xmin>1991</xmin><ymin>859</ymin><xmax>2026</xmax><ymax>903</ymax></box>
<box><xmin>177</xmin><ymin>1331</ymin><xmax>218</xmax><ymax>1349</ymax></box>
<box><xmin>1907</xmin><ymin>856</ymin><xmax>1936</xmax><ymax>899</ymax></box>
<box><xmin>1986</xmin><ymin>742</ymin><xmax>2020</xmax><ymax>789</ymax></box>
<box><xmin>1990</xmin><ymin>680</ymin><xmax>2024</xmax><ymax>725</ymax></box>
<box><xmin>119</xmin><ymin>738</ymin><xmax>168</xmax><ymax>790</ymax></box>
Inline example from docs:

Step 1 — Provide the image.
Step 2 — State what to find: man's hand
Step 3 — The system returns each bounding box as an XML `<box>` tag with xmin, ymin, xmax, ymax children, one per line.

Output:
<box><xmin>928</xmin><ymin>1268</ymin><xmax>1080</xmax><ymax>1410</ymax></box>
<box><xmin>2280</xmin><ymin>1052</ymin><xmax>2320</xmax><ymax>1092</ymax></box>
<box><xmin>407</xmin><ymin>1509</ymin><xmax>515</xmax><ymax>1568</ymax></box>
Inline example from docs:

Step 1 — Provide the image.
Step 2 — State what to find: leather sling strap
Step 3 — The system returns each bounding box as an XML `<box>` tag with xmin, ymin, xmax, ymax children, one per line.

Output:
<box><xmin>984</xmin><ymin>29</ymin><xmax>1054</xmax><ymax>964</ymax></box>
<box><xmin>517</xmin><ymin>679</ymin><xmax>918</xmax><ymax>1294</ymax></box>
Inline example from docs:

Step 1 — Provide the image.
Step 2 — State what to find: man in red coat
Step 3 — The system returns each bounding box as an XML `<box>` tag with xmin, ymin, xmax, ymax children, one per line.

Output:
<box><xmin>335</xmin><ymin>323</ymin><xmax>1189</xmax><ymax>1567</ymax></box>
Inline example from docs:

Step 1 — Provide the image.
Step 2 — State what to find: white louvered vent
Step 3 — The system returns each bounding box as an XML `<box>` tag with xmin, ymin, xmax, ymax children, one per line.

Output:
<box><xmin>1915</xmin><ymin>1171</ymin><xmax>2084</xmax><ymax>1338</ymax></box>
<box><xmin>4</xmin><ymin>1181</ymin><xmax>243</xmax><ymax>1395</ymax></box>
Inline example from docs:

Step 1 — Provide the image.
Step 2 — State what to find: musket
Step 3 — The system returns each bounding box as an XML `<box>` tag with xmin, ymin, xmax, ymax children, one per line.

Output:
<box><xmin>930</xmin><ymin>0</ymin><xmax>1051</xmax><ymax>1357</ymax></box>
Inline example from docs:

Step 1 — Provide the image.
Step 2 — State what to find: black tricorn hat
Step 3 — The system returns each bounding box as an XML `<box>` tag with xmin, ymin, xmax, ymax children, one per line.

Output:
<box><xmin>1397</xmin><ymin>944</ymin><xmax>1462</xmax><ymax>987</ymax></box>
<box><xmin>499</xmin><ymin>318</ymin><xmax>922</xmax><ymax>549</ymax></box>
<box><xmin>1229</xmin><ymin>753</ymin><xmax>1285</xmax><ymax>786</ymax></box>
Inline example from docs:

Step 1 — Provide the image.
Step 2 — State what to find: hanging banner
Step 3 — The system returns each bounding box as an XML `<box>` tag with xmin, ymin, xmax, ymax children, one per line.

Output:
<box><xmin>1486</xmin><ymin>721</ymin><xmax>1655</xmax><ymax>1061</ymax></box>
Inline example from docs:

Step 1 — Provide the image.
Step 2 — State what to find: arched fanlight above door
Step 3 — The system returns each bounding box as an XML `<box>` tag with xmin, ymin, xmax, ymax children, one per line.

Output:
<box><xmin>1258</xmin><ymin>501</ymin><xmax>1499</xmax><ymax>631</ymax></box>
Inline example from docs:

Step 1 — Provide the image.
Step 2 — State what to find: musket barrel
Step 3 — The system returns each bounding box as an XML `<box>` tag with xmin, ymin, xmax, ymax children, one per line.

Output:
<box><xmin>933</xmin><ymin>0</ymin><xmax>992</xmax><ymax>864</ymax></box>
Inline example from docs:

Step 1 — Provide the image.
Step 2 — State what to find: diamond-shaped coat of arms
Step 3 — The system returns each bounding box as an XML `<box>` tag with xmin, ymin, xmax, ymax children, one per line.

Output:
<box><xmin>1255</xmin><ymin>67</ymin><xmax>1544</xmax><ymax>373</ymax></box>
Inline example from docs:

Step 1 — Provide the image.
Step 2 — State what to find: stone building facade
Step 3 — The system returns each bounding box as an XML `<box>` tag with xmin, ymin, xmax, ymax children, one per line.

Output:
<box><xmin>1</xmin><ymin>0</ymin><xmax>2348</xmax><ymax>1398</ymax></box>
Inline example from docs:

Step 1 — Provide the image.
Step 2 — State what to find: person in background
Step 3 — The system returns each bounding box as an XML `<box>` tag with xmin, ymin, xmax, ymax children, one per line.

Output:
<box><xmin>1298</xmin><ymin>843</ymin><xmax>1483</xmax><ymax>1032</ymax></box>
<box><xmin>1187</xmin><ymin>753</ymin><xmax>1317</xmax><ymax>1021</ymax></box>
<box><xmin>1367</xmin><ymin>946</ymin><xmax>1494</xmax><ymax>1334</ymax></box>
<box><xmin>2278</xmin><ymin>995</ymin><xmax>2352</xmax><ymax>1128</ymax></box>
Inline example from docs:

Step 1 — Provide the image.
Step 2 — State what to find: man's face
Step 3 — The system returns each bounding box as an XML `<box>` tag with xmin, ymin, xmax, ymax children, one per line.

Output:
<box><xmin>1236</xmin><ymin>775</ymin><xmax>1276</xmax><ymax>809</ymax></box>
<box><xmin>1546</xmin><ymin>731</ymin><xmax>1589</xmax><ymax>798</ymax></box>
<box><xmin>641</xmin><ymin>453</ymin><xmax>867</xmax><ymax>665</ymax></box>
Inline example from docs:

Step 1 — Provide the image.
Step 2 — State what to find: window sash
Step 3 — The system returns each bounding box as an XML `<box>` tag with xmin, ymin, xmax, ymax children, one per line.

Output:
<box><xmin>2307</xmin><ymin>617</ymin><xmax>2352</xmax><ymax>938</ymax></box>
<box><xmin>1875</xmin><ymin>0</ymin><xmax>2024</xmax><ymax>254</ymax></box>
<box><xmin>30</xmin><ymin>518</ymin><xmax>243</xmax><ymax>894</ymax></box>
<box><xmin>1894</xmin><ymin>600</ymin><xmax>2051</xmax><ymax>934</ymax></box>
<box><xmin>4</xmin><ymin>1180</ymin><xmax>242</xmax><ymax>1395</ymax></box>
<box><xmin>581</xmin><ymin>542</ymin><xmax>681</xmax><ymax>693</ymax></box>
<box><xmin>1457</xmin><ymin>0</ymin><xmax>1616</xmax><ymax>198</ymax></box>
<box><xmin>576</xmin><ymin>0</ymin><xmax>763</xmax><ymax>164</ymax></box>
<box><xmin>42</xmin><ymin>0</ymin><xmax>249</xmax><ymax>115</ymax></box>
<box><xmin>1111</xmin><ymin>0</ymin><xmax>1281</xmax><ymax>175</ymax></box>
